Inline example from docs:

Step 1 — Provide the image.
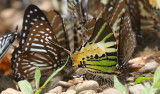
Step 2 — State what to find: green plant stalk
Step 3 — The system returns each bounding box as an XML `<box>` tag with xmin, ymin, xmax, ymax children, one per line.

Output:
<box><xmin>35</xmin><ymin>67</ymin><xmax>41</xmax><ymax>89</ymax></box>
<box><xmin>35</xmin><ymin>56</ymin><xmax>70</xmax><ymax>94</ymax></box>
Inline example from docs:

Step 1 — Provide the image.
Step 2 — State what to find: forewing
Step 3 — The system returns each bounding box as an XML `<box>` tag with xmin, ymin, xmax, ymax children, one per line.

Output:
<box><xmin>108</xmin><ymin>0</ymin><xmax>126</xmax><ymax>43</ymax></box>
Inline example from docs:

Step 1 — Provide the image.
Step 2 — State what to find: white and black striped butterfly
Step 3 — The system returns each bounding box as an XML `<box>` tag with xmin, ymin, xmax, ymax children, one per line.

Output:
<box><xmin>11</xmin><ymin>5</ymin><xmax>70</xmax><ymax>81</ymax></box>
<box><xmin>0</xmin><ymin>27</ymin><xmax>19</xmax><ymax>59</ymax></box>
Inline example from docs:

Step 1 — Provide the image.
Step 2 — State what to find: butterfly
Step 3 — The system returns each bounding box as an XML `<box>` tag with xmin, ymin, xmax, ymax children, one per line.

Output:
<box><xmin>11</xmin><ymin>4</ymin><xmax>70</xmax><ymax>81</ymax></box>
<box><xmin>74</xmin><ymin>0</ymin><xmax>136</xmax><ymax>70</ymax></box>
<box><xmin>47</xmin><ymin>12</ymin><xmax>136</xmax><ymax>81</ymax></box>
<box><xmin>0</xmin><ymin>27</ymin><xmax>19</xmax><ymax>59</ymax></box>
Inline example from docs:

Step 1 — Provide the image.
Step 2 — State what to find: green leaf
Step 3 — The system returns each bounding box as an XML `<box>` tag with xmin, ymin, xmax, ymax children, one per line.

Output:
<box><xmin>154</xmin><ymin>81</ymin><xmax>160</xmax><ymax>88</ymax></box>
<box><xmin>142</xmin><ymin>82</ymin><xmax>156</xmax><ymax>94</ymax></box>
<box><xmin>114</xmin><ymin>75</ymin><xmax>127</xmax><ymax>94</ymax></box>
<box><xmin>34</xmin><ymin>67</ymin><xmax>41</xmax><ymax>89</ymax></box>
<box><xmin>153</xmin><ymin>68</ymin><xmax>160</xmax><ymax>88</ymax></box>
<box><xmin>35</xmin><ymin>56</ymin><xmax>70</xmax><ymax>94</ymax></box>
<box><xmin>18</xmin><ymin>80</ymin><xmax>33</xmax><ymax>94</ymax></box>
<box><xmin>134</xmin><ymin>77</ymin><xmax>153</xmax><ymax>85</ymax></box>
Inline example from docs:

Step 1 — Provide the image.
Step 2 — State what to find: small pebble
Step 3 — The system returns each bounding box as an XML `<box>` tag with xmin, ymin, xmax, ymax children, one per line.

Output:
<box><xmin>1</xmin><ymin>88</ymin><xmax>24</xmax><ymax>94</ymax></box>
<box><xmin>78</xmin><ymin>90</ymin><xmax>96</xmax><ymax>94</ymax></box>
<box><xmin>102</xmin><ymin>88</ymin><xmax>122</xmax><ymax>94</ymax></box>
<box><xmin>58</xmin><ymin>81</ymin><xmax>72</xmax><ymax>87</ymax></box>
<box><xmin>68</xmin><ymin>78</ymin><xmax>83</xmax><ymax>85</ymax></box>
<box><xmin>67</xmin><ymin>86</ymin><xmax>75</xmax><ymax>91</ymax></box>
<box><xmin>61</xmin><ymin>90</ymin><xmax>76</xmax><ymax>94</ymax></box>
<box><xmin>129</xmin><ymin>84</ymin><xmax>145</xmax><ymax>94</ymax></box>
<box><xmin>126</xmin><ymin>77</ymin><xmax>135</xmax><ymax>82</ymax></box>
<box><xmin>46</xmin><ymin>86</ymin><xmax>62</xmax><ymax>94</ymax></box>
<box><xmin>45</xmin><ymin>93</ymin><xmax>56</xmax><ymax>94</ymax></box>
<box><xmin>139</xmin><ymin>62</ymin><xmax>158</xmax><ymax>73</ymax></box>
<box><xmin>75</xmin><ymin>80</ymin><xmax>99</xmax><ymax>93</ymax></box>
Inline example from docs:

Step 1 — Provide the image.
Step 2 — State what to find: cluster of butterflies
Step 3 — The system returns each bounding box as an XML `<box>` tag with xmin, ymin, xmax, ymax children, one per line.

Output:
<box><xmin>0</xmin><ymin>0</ymin><xmax>159</xmax><ymax>82</ymax></box>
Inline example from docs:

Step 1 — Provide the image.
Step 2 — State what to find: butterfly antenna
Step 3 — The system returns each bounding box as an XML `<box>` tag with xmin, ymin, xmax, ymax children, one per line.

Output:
<box><xmin>46</xmin><ymin>37</ymin><xmax>72</xmax><ymax>55</ymax></box>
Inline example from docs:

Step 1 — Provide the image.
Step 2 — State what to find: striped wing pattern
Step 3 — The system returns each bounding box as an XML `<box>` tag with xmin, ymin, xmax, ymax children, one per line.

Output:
<box><xmin>138</xmin><ymin>0</ymin><xmax>160</xmax><ymax>32</ymax></box>
<box><xmin>0</xmin><ymin>27</ymin><xmax>18</xmax><ymax>59</ymax></box>
<box><xmin>12</xmin><ymin>21</ymin><xmax>61</xmax><ymax>81</ymax></box>
<box><xmin>65</xmin><ymin>21</ymin><xmax>83</xmax><ymax>51</ymax></box>
<box><xmin>46</xmin><ymin>10</ymin><xmax>70</xmax><ymax>61</ymax></box>
<box><xmin>11</xmin><ymin>5</ymin><xmax>69</xmax><ymax>81</ymax></box>
<box><xmin>125</xmin><ymin>0</ymin><xmax>140</xmax><ymax>34</ymax></box>
<box><xmin>102</xmin><ymin>0</ymin><xmax>116</xmax><ymax>21</ymax></box>
<box><xmin>108</xmin><ymin>0</ymin><xmax>126</xmax><ymax>43</ymax></box>
<box><xmin>72</xmin><ymin>18</ymin><xmax>117</xmax><ymax>74</ymax></box>
<box><xmin>83</xmin><ymin>18</ymin><xmax>96</xmax><ymax>40</ymax></box>
<box><xmin>11</xmin><ymin>4</ymin><xmax>49</xmax><ymax>65</ymax></box>
<box><xmin>148</xmin><ymin>0</ymin><xmax>160</xmax><ymax>15</ymax></box>
<box><xmin>81</xmin><ymin>0</ymin><xmax>117</xmax><ymax>43</ymax></box>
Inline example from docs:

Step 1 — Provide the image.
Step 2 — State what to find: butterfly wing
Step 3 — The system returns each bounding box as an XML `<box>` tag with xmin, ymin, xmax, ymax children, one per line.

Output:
<box><xmin>11</xmin><ymin>4</ymin><xmax>49</xmax><ymax>64</ymax></box>
<box><xmin>72</xmin><ymin>18</ymin><xmax>117</xmax><ymax>73</ymax></box>
<box><xmin>118</xmin><ymin>12</ymin><xmax>136</xmax><ymax>69</ymax></box>
<box><xmin>19</xmin><ymin>4</ymin><xmax>49</xmax><ymax>47</ymax></box>
<box><xmin>148</xmin><ymin>0</ymin><xmax>160</xmax><ymax>16</ymax></box>
<box><xmin>108</xmin><ymin>0</ymin><xmax>126</xmax><ymax>44</ymax></box>
<box><xmin>47</xmin><ymin>10</ymin><xmax>70</xmax><ymax>49</ymax></box>
<box><xmin>139</xmin><ymin>0</ymin><xmax>160</xmax><ymax>32</ymax></box>
<box><xmin>125</xmin><ymin>0</ymin><xmax>140</xmax><ymax>34</ymax></box>
<box><xmin>102</xmin><ymin>0</ymin><xmax>116</xmax><ymax>21</ymax></box>
<box><xmin>46</xmin><ymin>10</ymin><xmax>70</xmax><ymax>62</ymax></box>
<box><xmin>11</xmin><ymin>20</ymin><xmax>61</xmax><ymax>81</ymax></box>
<box><xmin>83</xmin><ymin>18</ymin><xmax>96</xmax><ymax>40</ymax></box>
<box><xmin>0</xmin><ymin>27</ymin><xmax>18</xmax><ymax>59</ymax></box>
<box><xmin>82</xmin><ymin>0</ymin><xmax>116</xmax><ymax>42</ymax></box>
